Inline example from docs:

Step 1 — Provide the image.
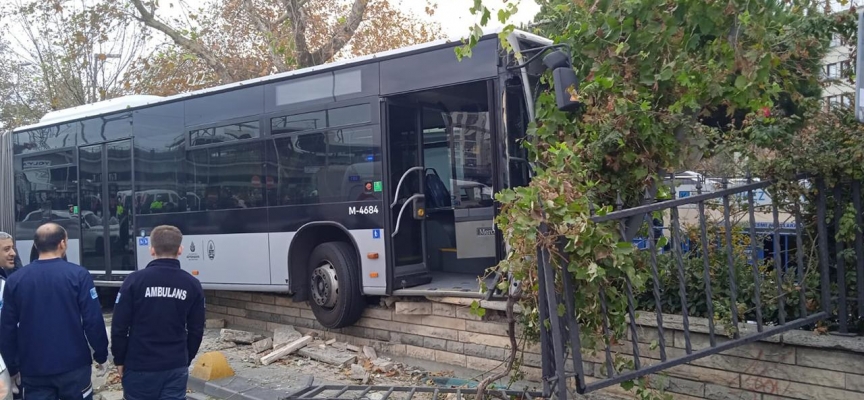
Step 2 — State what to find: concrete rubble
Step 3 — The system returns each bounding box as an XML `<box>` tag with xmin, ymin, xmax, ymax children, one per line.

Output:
<box><xmin>251</xmin><ymin>337</ymin><xmax>273</xmax><ymax>354</ymax></box>
<box><xmin>273</xmin><ymin>326</ymin><xmax>303</xmax><ymax>348</ymax></box>
<box><xmin>94</xmin><ymin>315</ymin><xmax>622</xmax><ymax>400</ymax></box>
<box><xmin>210</xmin><ymin>324</ymin><xmax>420</xmax><ymax>386</ymax></box>
<box><xmin>219</xmin><ymin>328</ymin><xmax>264</xmax><ymax>344</ymax></box>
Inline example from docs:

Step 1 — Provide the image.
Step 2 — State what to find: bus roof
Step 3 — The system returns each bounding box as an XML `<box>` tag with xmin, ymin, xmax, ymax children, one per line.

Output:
<box><xmin>13</xmin><ymin>28</ymin><xmax>550</xmax><ymax>133</ymax></box>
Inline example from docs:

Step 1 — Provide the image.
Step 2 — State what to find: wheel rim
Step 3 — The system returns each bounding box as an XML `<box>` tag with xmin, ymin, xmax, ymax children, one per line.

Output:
<box><xmin>311</xmin><ymin>261</ymin><xmax>339</xmax><ymax>309</ymax></box>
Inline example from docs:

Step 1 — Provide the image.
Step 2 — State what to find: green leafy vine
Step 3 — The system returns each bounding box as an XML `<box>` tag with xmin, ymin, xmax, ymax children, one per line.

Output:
<box><xmin>457</xmin><ymin>0</ymin><xmax>861</xmax><ymax>398</ymax></box>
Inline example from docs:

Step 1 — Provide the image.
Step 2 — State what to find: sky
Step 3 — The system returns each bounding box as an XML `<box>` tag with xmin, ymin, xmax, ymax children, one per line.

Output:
<box><xmin>398</xmin><ymin>0</ymin><xmax>542</xmax><ymax>38</ymax></box>
<box><xmin>162</xmin><ymin>0</ymin><xmax>543</xmax><ymax>40</ymax></box>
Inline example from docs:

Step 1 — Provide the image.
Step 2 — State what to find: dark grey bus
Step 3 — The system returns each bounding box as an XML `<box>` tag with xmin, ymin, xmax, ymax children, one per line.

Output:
<box><xmin>0</xmin><ymin>28</ymin><xmax>578</xmax><ymax>328</ymax></box>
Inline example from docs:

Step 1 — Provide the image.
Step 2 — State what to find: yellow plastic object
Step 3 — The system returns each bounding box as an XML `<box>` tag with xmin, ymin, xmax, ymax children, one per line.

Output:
<box><xmin>190</xmin><ymin>351</ymin><xmax>235</xmax><ymax>381</ymax></box>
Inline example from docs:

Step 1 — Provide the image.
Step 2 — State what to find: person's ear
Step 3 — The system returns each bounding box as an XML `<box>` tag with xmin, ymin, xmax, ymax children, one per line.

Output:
<box><xmin>177</xmin><ymin>245</ymin><xmax>183</xmax><ymax>257</ymax></box>
<box><xmin>150</xmin><ymin>246</ymin><xmax>156</xmax><ymax>258</ymax></box>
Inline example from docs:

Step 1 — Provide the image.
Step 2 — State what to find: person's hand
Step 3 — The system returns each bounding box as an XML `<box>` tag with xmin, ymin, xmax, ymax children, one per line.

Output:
<box><xmin>11</xmin><ymin>373</ymin><xmax>20</xmax><ymax>395</ymax></box>
<box><xmin>94</xmin><ymin>364</ymin><xmax>107</xmax><ymax>378</ymax></box>
<box><xmin>117</xmin><ymin>365</ymin><xmax>124</xmax><ymax>377</ymax></box>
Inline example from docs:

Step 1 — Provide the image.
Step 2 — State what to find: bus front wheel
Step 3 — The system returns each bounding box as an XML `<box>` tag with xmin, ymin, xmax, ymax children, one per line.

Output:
<box><xmin>307</xmin><ymin>241</ymin><xmax>364</xmax><ymax>329</ymax></box>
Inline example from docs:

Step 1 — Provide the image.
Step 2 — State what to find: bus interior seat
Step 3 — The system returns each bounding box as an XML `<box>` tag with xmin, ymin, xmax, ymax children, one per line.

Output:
<box><xmin>423</xmin><ymin>170</ymin><xmax>457</xmax><ymax>272</ymax></box>
<box><xmin>424</xmin><ymin>169</ymin><xmax>452</xmax><ymax>209</ymax></box>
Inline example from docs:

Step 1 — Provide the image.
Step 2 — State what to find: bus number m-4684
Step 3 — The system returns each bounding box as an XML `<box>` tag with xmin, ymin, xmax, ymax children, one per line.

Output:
<box><xmin>348</xmin><ymin>205</ymin><xmax>379</xmax><ymax>215</ymax></box>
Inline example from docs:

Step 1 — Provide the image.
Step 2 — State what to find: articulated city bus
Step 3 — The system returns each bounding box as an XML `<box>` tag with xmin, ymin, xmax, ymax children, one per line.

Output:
<box><xmin>0</xmin><ymin>29</ymin><xmax>578</xmax><ymax>328</ymax></box>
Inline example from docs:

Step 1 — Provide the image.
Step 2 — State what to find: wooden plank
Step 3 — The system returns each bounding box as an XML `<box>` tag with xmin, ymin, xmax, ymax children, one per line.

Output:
<box><xmin>260</xmin><ymin>336</ymin><xmax>312</xmax><ymax>365</ymax></box>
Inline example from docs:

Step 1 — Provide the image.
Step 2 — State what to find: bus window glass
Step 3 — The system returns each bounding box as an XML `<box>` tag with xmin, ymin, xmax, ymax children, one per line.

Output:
<box><xmin>80</xmin><ymin>112</ymin><xmax>133</xmax><ymax>143</ymax></box>
<box><xmin>21</xmin><ymin>150</ymin><xmax>75</xmax><ymax>169</ymax></box>
<box><xmin>190</xmin><ymin>121</ymin><xmax>260</xmax><ymax>146</ymax></box>
<box><xmin>133</xmin><ymin>103</ymin><xmax>187</xmax><ymax>214</ymax></box>
<box><xmin>184</xmin><ymin>86</ymin><xmax>264</xmax><ymax>127</ymax></box>
<box><xmin>410</xmin><ymin>81</ymin><xmax>493</xmax><ymax>209</ymax></box>
<box><xmin>271</xmin><ymin>69</ymin><xmax>363</xmax><ymax>108</ymax></box>
<box><xmin>13</xmin><ymin>124</ymin><xmax>80</xmax><ymax>155</ymax></box>
<box><xmin>266</xmin><ymin>127</ymin><xmax>381</xmax><ymax>205</ymax></box>
<box><xmin>271</xmin><ymin>111</ymin><xmax>327</xmax><ymax>134</ymax></box>
<box><xmin>270</xmin><ymin>104</ymin><xmax>371</xmax><ymax>136</ymax></box>
<box><xmin>328</xmin><ymin>104</ymin><xmax>371</xmax><ymax>127</ymax></box>
<box><xmin>506</xmin><ymin>78</ymin><xmax>530</xmax><ymax>159</ymax></box>
<box><xmin>187</xmin><ymin>141</ymin><xmax>267</xmax><ymax>210</ymax></box>
<box><xmin>15</xmin><ymin>165</ymin><xmax>81</xmax><ymax>241</ymax></box>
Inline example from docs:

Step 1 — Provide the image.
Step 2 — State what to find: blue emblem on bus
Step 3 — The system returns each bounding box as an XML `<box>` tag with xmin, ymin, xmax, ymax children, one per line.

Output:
<box><xmin>373</xmin><ymin>229</ymin><xmax>381</xmax><ymax>239</ymax></box>
<box><xmin>138</xmin><ymin>237</ymin><xmax>149</xmax><ymax>246</ymax></box>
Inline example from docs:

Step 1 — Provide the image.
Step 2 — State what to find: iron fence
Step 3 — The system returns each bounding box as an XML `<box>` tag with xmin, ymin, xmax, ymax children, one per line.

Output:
<box><xmin>287</xmin><ymin>385</ymin><xmax>542</xmax><ymax>400</ymax></box>
<box><xmin>537</xmin><ymin>174</ymin><xmax>864</xmax><ymax>397</ymax></box>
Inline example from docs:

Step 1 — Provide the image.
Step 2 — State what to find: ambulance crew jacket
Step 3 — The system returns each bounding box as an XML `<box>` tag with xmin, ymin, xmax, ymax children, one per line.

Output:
<box><xmin>0</xmin><ymin>258</ymin><xmax>109</xmax><ymax>377</ymax></box>
<box><xmin>111</xmin><ymin>258</ymin><xmax>205</xmax><ymax>371</ymax></box>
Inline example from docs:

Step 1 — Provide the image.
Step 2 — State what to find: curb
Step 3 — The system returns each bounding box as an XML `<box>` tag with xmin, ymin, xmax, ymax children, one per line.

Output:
<box><xmin>188</xmin><ymin>375</ymin><xmax>313</xmax><ymax>400</ymax></box>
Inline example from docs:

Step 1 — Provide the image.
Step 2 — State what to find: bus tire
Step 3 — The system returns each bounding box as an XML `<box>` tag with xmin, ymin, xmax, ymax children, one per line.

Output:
<box><xmin>307</xmin><ymin>241</ymin><xmax>364</xmax><ymax>329</ymax></box>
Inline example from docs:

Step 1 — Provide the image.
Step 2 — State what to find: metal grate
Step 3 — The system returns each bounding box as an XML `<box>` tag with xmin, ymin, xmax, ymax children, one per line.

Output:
<box><xmin>537</xmin><ymin>174</ymin><xmax>862</xmax><ymax>397</ymax></box>
<box><xmin>286</xmin><ymin>385</ymin><xmax>543</xmax><ymax>400</ymax></box>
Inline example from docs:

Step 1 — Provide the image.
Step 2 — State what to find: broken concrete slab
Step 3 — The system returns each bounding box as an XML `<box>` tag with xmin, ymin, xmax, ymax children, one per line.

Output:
<box><xmin>372</xmin><ymin>358</ymin><xmax>395</xmax><ymax>372</ymax></box>
<box><xmin>205</xmin><ymin>318</ymin><xmax>226</xmax><ymax>329</ymax></box>
<box><xmin>215</xmin><ymin>341</ymin><xmax>237</xmax><ymax>351</ymax></box>
<box><xmin>427</xmin><ymin>296</ymin><xmax>524</xmax><ymax>313</ymax></box>
<box><xmin>96</xmin><ymin>391</ymin><xmax>124</xmax><ymax>400</ymax></box>
<box><xmin>261</xmin><ymin>335</ymin><xmax>312</xmax><ymax>366</ymax></box>
<box><xmin>325</xmin><ymin>338</ymin><xmax>336</xmax><ymax>345</ymax></box>
<box><xmin>346</xmin><ymin>344</ymin><xmax>360</xmax><ymax>352</ymax></box>
<box><xmin>273</xmin><ymin>326</ymin><xmax>302</xmax><ymax>349</ymax></box>
<box><xmin>362</xmin><ymin>346</ymin><xmax>377</xmax><ymax>360</ymax></box>
<box><xmin>297</xmin><ymin>345</ymin><xmax>357</xmax><ymax>368</ymax></box>
<box><xmin>349</xmin><ymin>363</ymin><xmax>368</xmax><ymax>381</ymax></box>
<box><xmin>252</xmin><ymin>337</ymin><xmax>273</xmax><ymax>354</ymax></box>
<box><xmin>394</xmin><ymin>302</ymin><xmax>431</xmax><ymax>315</ymax></box>
<box><xmin>220</xmin><ymin>329</ymin><xmax>262</xmax><ymax>344</ymax></box>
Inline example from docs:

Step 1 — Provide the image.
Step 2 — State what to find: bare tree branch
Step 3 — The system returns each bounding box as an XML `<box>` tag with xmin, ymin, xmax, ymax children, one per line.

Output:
<box><xmin>306</xmin><ymin>0</ymin><xmax>368</xmax><ymax>66</ymax></box>
<box><xmin>285</xmin><ymin>0</ymin><xmax>312</xmax><ymax>67</ymax></box>
<box><xmin>475</xmin><ymin>289</ymin><xmax>520</xmax><ymax>400</ymax></box>
<box><xmin>274</xmin><ymin>12</ymin><xmax>291</xmax><ymax>26</ymax></box>
<box><xmin>242</xmin><ymin>0</ymin><xmax>289</xmax><ymax>72</ymax></box>
<box><xmin>129</xmin><ymin>0</ymin><xmax>235</xmax><ymax>83</ymax></box>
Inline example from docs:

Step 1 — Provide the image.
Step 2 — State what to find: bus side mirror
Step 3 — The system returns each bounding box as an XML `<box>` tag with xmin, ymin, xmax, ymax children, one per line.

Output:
<box><xmin>543</xmin><ymin>50</ymin><xmax>581</xmax><ymax>112</ymax></box>
<box><xmin>552</xmin><ymin>68</ymin><xmax>580</xmax><ymax>112</ymax></box>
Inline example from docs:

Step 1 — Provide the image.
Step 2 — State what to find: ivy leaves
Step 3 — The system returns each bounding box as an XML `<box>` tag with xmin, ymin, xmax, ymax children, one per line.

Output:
<box><xmin>461</xmin><ymin>0</ymin><xmax>841</xmax><ymax>396</ymax></box>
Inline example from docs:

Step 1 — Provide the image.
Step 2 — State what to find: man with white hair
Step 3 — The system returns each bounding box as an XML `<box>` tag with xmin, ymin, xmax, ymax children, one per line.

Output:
<box><xmin>0</xmin><ymin>232</ymin><xmax>19</xmax><ymax>277</ymax></box>
<box><xmin>0</xmin><ymin>232</ymin><xmax>22</xmax><ymax>399</ymax></box>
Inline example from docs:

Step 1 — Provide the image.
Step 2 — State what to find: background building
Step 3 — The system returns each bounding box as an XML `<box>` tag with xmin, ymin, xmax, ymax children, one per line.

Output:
<box><xmin>823</xmin><ymin>1</ymin><xmax>857</xmax><ymax>110</ymax></box>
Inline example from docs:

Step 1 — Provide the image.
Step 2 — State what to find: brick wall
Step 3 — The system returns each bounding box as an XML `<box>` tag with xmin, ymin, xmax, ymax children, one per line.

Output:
<box><xmin>204</xmin><ymin>291</ymin><xmax>864</xmax><ymax>400</ymax></box>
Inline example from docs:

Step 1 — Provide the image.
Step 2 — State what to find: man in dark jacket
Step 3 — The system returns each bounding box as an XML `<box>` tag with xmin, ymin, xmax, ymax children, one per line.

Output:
<box><xmin>0</xmin><ymin>223</ymin><xmax>109</xmax><ymax>400</ymax></box>
<box><xmin>111</xmin><ymin>225</ymin><xmax>205</xmax><ymax>400</ymax></box>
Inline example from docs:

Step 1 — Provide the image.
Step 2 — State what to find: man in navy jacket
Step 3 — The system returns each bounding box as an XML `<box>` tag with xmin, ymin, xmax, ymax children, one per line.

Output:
<box><xmin>111</xmin><ymin>225</ymin><xmax>205</xmax><ymax>400</ymax></box>
<box><xmin>0</xmin><ymin>223</ymin><xmax>109</xmax><ymax>400</ymax></box>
